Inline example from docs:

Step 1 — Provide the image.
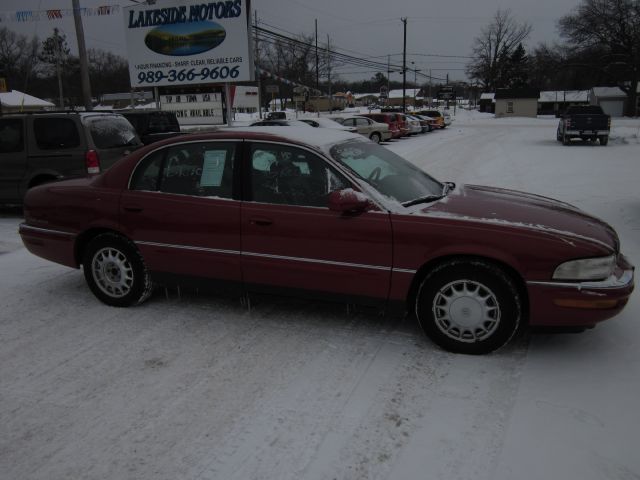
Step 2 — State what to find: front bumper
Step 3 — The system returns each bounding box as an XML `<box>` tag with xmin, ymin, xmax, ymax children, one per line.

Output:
<box><xmin>526</xmin><ymin>255</ymin><xmax>634</xmax><ymax>327</ymax></box>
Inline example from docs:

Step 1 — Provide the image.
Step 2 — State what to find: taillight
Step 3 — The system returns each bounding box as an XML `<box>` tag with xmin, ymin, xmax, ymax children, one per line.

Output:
<box><xmin>565</xmin><ymin>119</ymin><xmax>571</xmax><ymax>128</ymax></box>
<box><xmin>85</xmin><ymin>150</ymin><xmax>101</xmax><ymax>175</ymax></box>
<box><xmin>608</xmin><ymin>117</ymin><xmax>611</xmax><ymax>127</ymax></box>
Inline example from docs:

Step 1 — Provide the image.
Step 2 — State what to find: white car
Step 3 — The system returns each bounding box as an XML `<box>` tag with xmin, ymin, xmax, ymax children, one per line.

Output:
<box><xmin>299</xmin><ymin>117</ymin><xmax>357</xmax><ymax>133</ymax></box>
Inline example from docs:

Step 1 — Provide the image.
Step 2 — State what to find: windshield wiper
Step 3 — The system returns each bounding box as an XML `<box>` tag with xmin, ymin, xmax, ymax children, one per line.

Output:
<box><xmin>402</xmin><ymin>194</ymin><xmax>444</xmax><ymax>208</ymax></box>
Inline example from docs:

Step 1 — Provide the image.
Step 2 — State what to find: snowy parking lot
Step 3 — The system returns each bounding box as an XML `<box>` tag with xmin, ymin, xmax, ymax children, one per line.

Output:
<box><xmin>1</xmin><ymin>111</ymin><xmax>639</xmax><ymax>480</ymax></box>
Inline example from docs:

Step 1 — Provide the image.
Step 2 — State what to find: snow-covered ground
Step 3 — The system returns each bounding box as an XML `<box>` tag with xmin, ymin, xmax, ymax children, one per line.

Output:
<box><xmin>1</xmin><ymin>111</ymin><xmax>638</xmax><ymax>480</ymax></box>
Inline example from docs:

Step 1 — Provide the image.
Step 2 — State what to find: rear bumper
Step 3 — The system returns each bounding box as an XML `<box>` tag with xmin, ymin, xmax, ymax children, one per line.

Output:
<box><xmin>526</xmin><ymin>256</ymin><xmax>634</xmax><ymax>327</ymax></box>
<box><xmin>381</xmin><ymin>131</ymin><xmax>393</xmax><ymax>141</ymax></box>
<box><xmin>19</xmin><ymin>223</ymin><xmax>78</xmax><ymax>268</ymax></box>
<box><xmin>565</xmin><ymin>129</ymin><xmax>609</xmax><ymax>136</ymax></box>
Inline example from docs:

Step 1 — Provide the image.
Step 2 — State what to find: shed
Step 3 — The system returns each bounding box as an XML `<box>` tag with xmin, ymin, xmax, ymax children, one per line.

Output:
<box><xmin>494</xmin><ymin>89</ymin><xmax>539</xmax><ymax>118</ymax></box>
<box><xmin>589</xmin><ymin>87</ymin><xmax>626</xmax><ymax>117</ymax></box>
<box><xmin>478</xmin><ymin>92</ymin><xmax>495</xmax><ymax>113</ymax></box>
<box><xmin>0</xmin><ymin>90</ymin><xmax>54</xmax><ymax>112</ymax></box>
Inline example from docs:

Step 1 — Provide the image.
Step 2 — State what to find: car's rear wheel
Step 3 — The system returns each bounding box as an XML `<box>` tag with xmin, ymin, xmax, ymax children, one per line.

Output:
<box><xmin>83</xmin><ymin>233</ymin><xmax>153</xmax><ymax>307</ymax></box>
<box><xmin>600</xmin><ymin>135</ymin><xmax>609</xmax><ymax>146</ymax></box>
<box><xmin>370</xmin><ymin>132</ymin><xmax>382</xmax><ymax>143</ymax></box>
<box><xmin>415</xmin><ymin>260</ymin><xmax>521</xmax><ymax>354</ymax></box>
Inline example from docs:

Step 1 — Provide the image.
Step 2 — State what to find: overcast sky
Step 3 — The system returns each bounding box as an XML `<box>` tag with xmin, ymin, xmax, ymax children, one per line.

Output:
<box><xmin>1</xmin><ymin>0</ymin><xmax>582</xmax><ymax>84</ymax></box>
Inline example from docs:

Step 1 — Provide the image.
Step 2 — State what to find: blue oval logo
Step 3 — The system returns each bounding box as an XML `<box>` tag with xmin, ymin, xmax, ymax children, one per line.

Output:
<box><xmin>144</xmin><ymin>21</ymin><xmax>226</xmax><ymax>56</ymax></box>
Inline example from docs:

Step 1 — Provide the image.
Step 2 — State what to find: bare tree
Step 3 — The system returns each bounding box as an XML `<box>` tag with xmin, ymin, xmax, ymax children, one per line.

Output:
<box><xmin>0</xmin><ymin>27</ymin><xmax>40</xmax><ymax>92</ymax></box>
<box><xmin>559</xmin><ymin>0</ymin><xmax>640</xmax><ymax>115</ymax></box>
<box><xmin>466</xmin><ymin>9</ymin><xmax>532</xmax><ymax>91</ymax></box>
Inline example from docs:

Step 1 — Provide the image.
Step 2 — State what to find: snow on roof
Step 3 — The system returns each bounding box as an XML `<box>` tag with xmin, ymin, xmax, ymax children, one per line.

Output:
<box><xmin>592</xmin><ymin>86</ymin><xmax>627</xmax><ymax>98</ymax></box>
<box><xmin>353</xmin><ymin>93</ymin><xmax>378</xmax><ymax>99</ymax></box>
<box><xmin>0</xmin><ymin>90</ymin><xmax>54</xmax><ymax>108</ymax></box>
<box><xmin>479</xmin><ymin>93</ymin><xmax>495</xmax><ymax>100</ymax></box>
<box><xmin>388</xmin><ymin>88</ymin><xmax>421</xmax><ymax>99</ymax></box>
<box><xmin>539</xmin><ymin>90</ymin><xmax>589</xmax><ymax>102</ymax></box>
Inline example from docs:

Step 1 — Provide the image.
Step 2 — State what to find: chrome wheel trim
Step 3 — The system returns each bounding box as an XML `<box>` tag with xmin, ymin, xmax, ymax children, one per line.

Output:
<box><xmin>91</xmin><ymin>247</ymin><xmax>134</xmax><ymax>298</ymax></box>
<box><xmin>432</xmin><ymin>279</ymin><xmax>501</xmax><ymax>343</ymax></box>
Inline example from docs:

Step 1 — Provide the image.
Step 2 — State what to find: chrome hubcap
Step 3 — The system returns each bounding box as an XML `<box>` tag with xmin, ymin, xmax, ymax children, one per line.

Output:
<box><xmin>432</xmin><ymin>279</ymin><xmax>500</xmax><ymax>343</ymax></box>
<box><xmin>92</xmin><ymin>247</ymin><xmax>134</xmax><ymax>298</ymax></box>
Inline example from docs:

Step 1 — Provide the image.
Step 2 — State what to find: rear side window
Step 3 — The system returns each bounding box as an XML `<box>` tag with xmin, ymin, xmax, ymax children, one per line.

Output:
<box><xmin>34</xmin><ymin>118</ymin><xmax>80</xmax><ymax>150</ymax></box>
<box><xmin>0</xmin><ymin>119</ymin><xmax>24</xmax><ymax>153</ymax></box>
<box><xmin>131</xmin><ymin>142</ymin><xmax>235</xmax><ymax>199</ymax></box>
<box><xmin>87</xmin><ymin>116</ymin><xmax>140</xmax><ymax>149</ymax></box>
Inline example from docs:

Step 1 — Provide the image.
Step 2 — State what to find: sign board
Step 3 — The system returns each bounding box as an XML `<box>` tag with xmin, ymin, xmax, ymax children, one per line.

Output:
<box><xmin>123</xmin><ymin>1</ymin><xmax>253</xmax><ymax>88</ymax></box>
<box><xmin>265</xmin><ymin>84</ymin><xmax>279</xmax><ymax>94</ymax></box>
<box><xmin>437</xmin><ymin>86</ymin><xmax>455</xmax><ymax>100</ymax></box>
<box><xmin>379</xmin><ymin>86</ymin><xmax>388</xmax><ymax>99</ymax></box>
<box><xmin>161</xmin><ymin>92</ymin><xmax>224</xmax><ymax>125</ymax></box>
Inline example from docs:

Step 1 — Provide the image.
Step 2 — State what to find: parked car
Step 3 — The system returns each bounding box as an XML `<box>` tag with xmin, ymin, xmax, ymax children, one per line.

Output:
<box><xmin>413</xmin><ymin>114</ymin><xmax>438</xmax><ymax>132</ymax></box>
<box><xmin>442</xmin><ymin>110</ymin><xmax>452</xmax><ymax>127</ymax></box>
<box><xmin>0</xmin><ymin>111</ymin><xmax>142</xmax><ymax>204</ymax></box>
<box><xmin>119</xmin><ymin>110</ymin><xmax>181</xmax><ymax>145</ymax></box>
<box><xmin>394</xmin><ymin>113</ymin><xmax>412</xmax><ymax>136</ymax></box>
<box><xmin>331</xmin><ymin>116</ymin><xmax>392</xmax><ymax>143</ymax></box>
<box><xmin>298</xmin><ymin>117</ymin><xmax>357</xmax><ymax>133</ymax></box>
<box><xmin>406</xmin><ymin>114</ymin><xmax>430</xmax><ymax>134</ymax></box>
<box><xmin>557</xmin><ymin>105</ymin><xmax>610</xmax><ymax>145</ymax></box>
<box><xmin>249</xmin><ymin>120</ymin><xmax>312</xmax><ymax>127</ymax></box>
<box><xmin>417</xmin><ymin>110</ymin><xmax>445</xmax><ymax>128</ymax></box>
<box><xmin>403</xmin><ymin>114</ymin><xmax>423</xmax><ymax>135</ymax></box>
<box><xmin>19</xmin><ymin>128</ymin><xmax>634</xmax><ymax>354</ymax></box>
<box><xmin>361</xmin><ymin>113</ymin><xmax>402</xmax><ymax>139</ymax></box>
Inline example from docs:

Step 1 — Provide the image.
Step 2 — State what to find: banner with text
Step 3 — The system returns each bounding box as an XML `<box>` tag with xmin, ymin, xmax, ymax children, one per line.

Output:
<box><xmin>123</xmin><ymin>1</ymin><xmax>253</xmax><ymax>88</ymax></box>
<box><xmin>161</xmin><ymin>92</ymin><xmax>224</xmax><ymax>125</ymax></box>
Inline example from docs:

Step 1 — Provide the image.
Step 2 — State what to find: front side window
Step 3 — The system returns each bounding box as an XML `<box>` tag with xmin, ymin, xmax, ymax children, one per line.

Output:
<box><xmin>250</xmin><ymin>143</ymin><xmax>348</xmax><ymax>207</ymax></box>
<box><xmin>355</xmin><ymin>118</ymin><xmax>370</xmax><ymax>127</ymax></box>
<box><xmin>33</xmin><ymin>118</ymin><xmax>80</xmax><ymax>150</ymax></box>
<box><xmin>0</xmin><ymin>119</ymin><xmax>24</xmax><ymax>153</ymax></box>
<box><xmin>131</xmin><ymin>142</ymin><xmax>235</xmax><ymax>199</ymax></box>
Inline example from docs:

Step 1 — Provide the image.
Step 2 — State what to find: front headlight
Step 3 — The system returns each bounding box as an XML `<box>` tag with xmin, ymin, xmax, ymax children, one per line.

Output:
<box><xmin>553</xmin><ymin>255</ymin><xmax>616</xmax><ymax>281</ymax></box>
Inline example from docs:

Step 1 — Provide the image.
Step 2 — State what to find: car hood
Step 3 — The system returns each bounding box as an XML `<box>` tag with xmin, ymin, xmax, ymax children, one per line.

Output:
<box><xmin>417</xmin><ymin>184</ymin><xmax>619</xmax><ymax>252</ymax></box>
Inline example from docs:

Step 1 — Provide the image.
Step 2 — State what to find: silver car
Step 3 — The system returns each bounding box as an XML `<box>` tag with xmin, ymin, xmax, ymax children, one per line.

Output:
<box><xmin>331</xmin><ymin>116</ymin><xmax>392</xmax><ymax>143</ymax></box>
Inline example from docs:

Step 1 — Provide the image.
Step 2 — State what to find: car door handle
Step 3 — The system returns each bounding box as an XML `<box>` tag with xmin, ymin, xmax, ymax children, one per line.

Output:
<box><xmin>123</xmin><ymin>204</ymin><xmax>143</xmax><ymax>213</ymax></box>
<box><xmin>250</xmin><ymin>216</ymin><xmax>273</xmax><ymax>226</ymax></box>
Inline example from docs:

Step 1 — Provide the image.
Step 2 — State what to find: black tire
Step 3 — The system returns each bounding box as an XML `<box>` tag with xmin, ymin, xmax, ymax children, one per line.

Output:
<box><xmin>562</xmin><ymin>134</ymin><xmax>570</xmax><ymax>145</ymax></box>
<box><xmin>556</xmin><ymin>129</ymin><xmax>562</xmax><ymax>142</ymax></box>
<box><xmin>82</xmin><ymin>233</ymin><xmax>153</xmax><ymax>307</ymax></box>
<box><xmin>415</xmin><ymin>260</ymin><xmax>521</xmax><ymax>354</ymax></box>
<box><xmin>600</xmin><ymin>135</ymin><xmax>608</xmax><ymax>146</ymax></box>
<box><xmin>370</xmin><ymin>132</ymin><xmax>382</xmax><ymax>144</ymax></box>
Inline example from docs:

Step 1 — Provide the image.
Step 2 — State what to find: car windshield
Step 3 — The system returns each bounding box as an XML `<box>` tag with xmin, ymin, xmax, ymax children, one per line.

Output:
<box><xmin>87</xmin><ymin>116</ymin><xmax>141</xmax><ymax>149</ymax></box>
<box><xmin>329</xmin><ymin>139</ymin><xmax>443</xmax><ymax>205</ymax></box>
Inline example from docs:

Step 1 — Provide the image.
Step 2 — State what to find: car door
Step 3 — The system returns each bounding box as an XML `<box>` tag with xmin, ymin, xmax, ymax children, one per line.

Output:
<box><xmin>355</xmin><ymin>117</ymin><xmax>374</xmax><ymax>136</ymax></box>
<box><xmin>241</xmin><ymin>141</ymin><xmax>393</xmax><ymax>304</ymax></box>
<box><xmin>0</xmin><ymin>118</ymin><xmax>27</xmax><ymax>202</ymax></box>
<box><xmin>119</xmin><ymin>140</ymin><xmax>242</xmax><ymax>288</ymax></box>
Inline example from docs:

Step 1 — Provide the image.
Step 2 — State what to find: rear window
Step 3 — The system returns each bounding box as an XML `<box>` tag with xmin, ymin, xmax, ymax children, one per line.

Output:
<box><xmin>566</xmin><ymin>106</ymin><xmax>604</xmax><ymax>115</ymax></box>
<box><xmin>34</xmin><ymin>118</ymin><xmax>80</xmax><ymax>150</ymax></box>
<box><xmin>147</xmin><ymin>112</ymin><xmax>180</xmax><ymax>133</ymax></box>
<box><xmin>87</xmin><ymin>116</ymin><xmax>141</xmax><ymax>149</ymax></box>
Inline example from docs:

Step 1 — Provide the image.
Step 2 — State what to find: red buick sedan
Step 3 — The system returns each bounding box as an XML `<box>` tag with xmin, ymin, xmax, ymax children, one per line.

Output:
<box><xmin>19</xmin><ymin>128</ymin><xmax>634</xmax><ymax>354</ymax></box>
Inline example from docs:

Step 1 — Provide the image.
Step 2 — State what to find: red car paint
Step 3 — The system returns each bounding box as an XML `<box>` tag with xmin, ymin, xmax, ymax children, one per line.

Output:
<box><xmin>20</xmin><ymin>129</ymin><xmax>634</xmax><ymax>330</ymax></box>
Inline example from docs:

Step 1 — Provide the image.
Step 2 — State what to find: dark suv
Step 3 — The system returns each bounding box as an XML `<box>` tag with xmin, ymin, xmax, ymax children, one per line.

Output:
<box><xmin>0</xmin><ymin>111</ymin><xmax>142</xmax><ymax>204</ymax></box>
<box><xmin>118</xmin><ymin>110</ymin><xmax>181</xmax><ymax>145</ymax></box>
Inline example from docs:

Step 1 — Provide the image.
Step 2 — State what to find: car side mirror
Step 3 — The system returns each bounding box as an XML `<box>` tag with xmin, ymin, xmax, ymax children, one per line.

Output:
<box><xmin>328</xmin><ymin>189</ymin><xmax>370</xmax><ymax>214</ymax></box>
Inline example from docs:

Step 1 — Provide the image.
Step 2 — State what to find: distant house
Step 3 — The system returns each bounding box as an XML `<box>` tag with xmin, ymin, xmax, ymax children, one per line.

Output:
<box><xmin>0</xmin><ymin>90</ymin><xmax>54</xmax><ymax>112</ymax></box>
<box><xmin>494</xmin><ymin>89</ymin><xmax>539</xmax><ymax>117</ymax></box>
<box><xmin>385</xmin><ymin>89</ymin><xmax>423</xmax><ymax>108</ymax></box>
<box><xmin>353</xmin><ymin>93</ymin><xmax>378</xmax><ymax>107</ymax></box>
<box><xmin>589</xmin><ymin>87</ymin><xmax>627</xmax><ymax>117</ymax></box>
<box><xmin>538</xmin><ymin>90</ymin><xmax>589</xmax><ymax>115</ymax></box>
<box><xmin>478</xmin><ymin>92</ymin><xmax>495</xmax><ymax>113</ymax></box>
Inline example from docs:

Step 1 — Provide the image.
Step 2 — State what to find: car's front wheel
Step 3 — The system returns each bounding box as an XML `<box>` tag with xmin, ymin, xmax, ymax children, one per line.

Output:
<box><xmin>83</xmin><ymin>233</ymin><xmax>153</xmax><ymax>307</ymax></box>
<box><xmin>415</xmin><ymin>260</ymin><xmax>521</xmax><ymax>354</ymax></box>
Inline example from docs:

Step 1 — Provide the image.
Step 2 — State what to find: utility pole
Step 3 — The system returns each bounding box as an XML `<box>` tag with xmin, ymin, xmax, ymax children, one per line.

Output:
<box><xmin>326</xmin><ymin>35</ymin><xmax>332</xmax><ymax>113</ymax></box>
<box><xmin>255</xmin><ymin>10</ymin><xmax>263</xmax><ymax>118</ymax></box>
<box><xmin>429</xmin><ymin>69</ymin><xmax>432</xmax><ymax>105</ymax></box>
<box><xmin>53</xmin><ymin>28</ymin><xmax>64</xmax><ymax>109</ymax></box>
<box><xmin>315</xmin><ymin>19</ymin><xmax>319</xmax><ymax>92</ymax></box>
<box><xmin>72</xmin><ymin>0</ymin><xmax>92</xmax><ymax>111</ymax></box>
<box><xmin>401</xmin><ymin>17</ymin><xmax>407</xmax><ymax>113</ymax></box>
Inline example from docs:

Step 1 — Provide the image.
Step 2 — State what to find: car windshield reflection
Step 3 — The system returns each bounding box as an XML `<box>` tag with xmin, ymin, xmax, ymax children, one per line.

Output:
<box><xmin>329</xmin><ymin>139</ymin><xmax>443</xmax><ymax>205</ymax></box>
